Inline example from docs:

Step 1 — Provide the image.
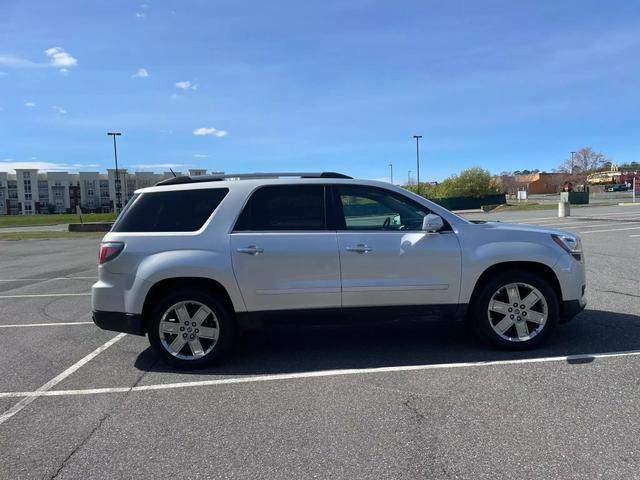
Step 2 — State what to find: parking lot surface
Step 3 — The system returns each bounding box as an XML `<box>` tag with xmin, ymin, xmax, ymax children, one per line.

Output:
<box><xmin>1</xmin><ymin>203</ymin><xmax>640</xmax><ymax>479</ymax></box>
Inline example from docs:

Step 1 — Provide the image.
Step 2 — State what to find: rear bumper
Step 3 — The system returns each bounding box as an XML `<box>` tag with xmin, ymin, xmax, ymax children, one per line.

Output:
<box><xmin>93</xmin><ymin>310</ymin><xmax>145</xmax><ymax>336</ymax></box>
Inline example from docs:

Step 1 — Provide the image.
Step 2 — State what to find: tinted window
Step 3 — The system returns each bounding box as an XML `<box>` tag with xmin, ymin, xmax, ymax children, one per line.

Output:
<box><xmin>336</xmin><ymin>186</ymin><xmax>428</xmax><ymax>231</ymax></box>
<box><xmin>234</xmin><ymin>185</ymin><xmax>325</xmax><ymax>231</ymax></box>
<box><xmin>113</xmin><ymin>188</ymin><xmax>228</xmax><ymax>232</ymax></box>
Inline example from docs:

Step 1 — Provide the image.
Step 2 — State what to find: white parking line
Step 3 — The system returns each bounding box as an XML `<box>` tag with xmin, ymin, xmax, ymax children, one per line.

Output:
<box><xmin>551</xmin><ymin>222</ymin><xmax>640</xmax><ymax>230</ymax></box>
<box><xmin>630</xmin><ymin>234</ymin><xmax>640</xmax><ymax>238</ymax></box>
<box><xmin>0</xmin><ymin>293</ymin><xmax>91</xmax><ymax>299</ymax></box>
<box><xmin>0</xmin><ymin>321</ymin><xmax>93</xmax><ymax>328</ymax></box>
<box><xmin>0</xmin><ymin>277</ymin><xmax>96</xmax><ymax>283</ymax></box>
<box><xmin>579</xmin><ymin>226</ymin><xmax>640</xmax><ymax>234</ymax></box>
<box><xmin>536</xmin><ymin>218</ymin><xmax>640</xmax><ymax>227</ymax></box>
<box><xmin>510</xmin><ymin>211</ymin><xmax>640</xmax><ymax>225</ymax></box>
<box><xmin>0</xmin><ymin>333</ymin><xmax>125</xmax><ymax>426</ymax></box>
<box><xmin>1</xmin><ymin>348</ymin><xmax>639</xmax><ymax>401</ymax></box>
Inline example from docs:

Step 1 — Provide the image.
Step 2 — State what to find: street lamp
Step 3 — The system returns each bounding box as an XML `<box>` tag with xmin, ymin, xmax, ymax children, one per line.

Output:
<box><xmin>570</xmin><ymin>151</ymin><xmax>576</xmax><ymax>175</ymax></box>
<box><xmin>107</xmin><ymin>132</ymin><xmax>122</xmax><ymax>212</ymax></box>
<box><xmin>413</xmin><ymin>135</ymin><xmax>422</xmax><ymax>195</ymax></box>
<box><xmin>388</xmin><ymin>163</ymin><xmax>393</xmax><ymax>184</ymax></box>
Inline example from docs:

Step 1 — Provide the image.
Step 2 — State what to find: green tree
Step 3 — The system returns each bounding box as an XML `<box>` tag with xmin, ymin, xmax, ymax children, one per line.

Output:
<box><xmin>404</xmin><ymin>167</ymin><xmax>499</xmax><ymax>198</ymax></box>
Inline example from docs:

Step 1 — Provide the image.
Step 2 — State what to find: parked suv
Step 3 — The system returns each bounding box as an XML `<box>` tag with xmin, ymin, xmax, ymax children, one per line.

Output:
<box><xmin>92</xmin><ymin>172</ymin><xmax>586</xmax><ymax>368</ymax></box>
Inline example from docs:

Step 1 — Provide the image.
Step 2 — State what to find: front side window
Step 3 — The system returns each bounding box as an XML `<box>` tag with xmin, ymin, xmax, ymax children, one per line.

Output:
<box><xmin>234</xmin><ymin>185</ymin><xmax>325</xmax><ymax>231</ymax></box>
<box><xmin>336</xmin><ymin>186</ymin><xmax>428</xmax><ymax>231</ymax></box>
<box><xmin>113</xmin><ymin>188</ymin><xmax>228</xmax><ymax>232</ymax></box>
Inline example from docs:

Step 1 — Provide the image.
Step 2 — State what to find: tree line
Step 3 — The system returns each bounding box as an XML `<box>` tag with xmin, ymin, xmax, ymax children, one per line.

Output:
<box><xmin>402</xmin><ymin>146</ymin><xmax>638</xmax><ymax>199</ymax></box>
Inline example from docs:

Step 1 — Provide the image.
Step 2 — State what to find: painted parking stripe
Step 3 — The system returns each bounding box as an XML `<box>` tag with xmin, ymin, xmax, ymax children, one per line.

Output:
<box><xmin>579</xmin><ymin>226</ymin><xmax>640</xmax><ymax>234</ymax></box>
<box><xmin>466</xmin><ymin>212</ymin><xmax>639</xmax><ymax>226</ymax></box>
<box><xmin>0</xmin><ymin>293</ymin><xmax>91</xmax><ymax>299</ymax></box>
<box><xmin>536</xmin><ymin>218</ymin><xmax>640</xmax><ymax>227</ymax></box>
<box><xmin>0</xmin><ymin>321</ymin><xmax>93</xmax><ymax>328</ymax></box>
<box><xmin>552</xmin><ymin>222</ymin><xmax>640</xmax><ymax>230</ymax></box>
<box><xmin>511</xmin><ymin>211</ymin><xmax>640</xmax><ymax>225</ymax></box>
<box><xmin>1</xmin><ymin>349</ymin><xmax>640</xmax><ymax>401</ymax></box>
<box><xmin>0</xmin><ymin>333</ymin><xmax>126</xmax><ymax>426</ymax></box>
<box><xmin>0</xmin><ymin>276</ymin><xmax>96</xmax><ymax>283</ymax></box>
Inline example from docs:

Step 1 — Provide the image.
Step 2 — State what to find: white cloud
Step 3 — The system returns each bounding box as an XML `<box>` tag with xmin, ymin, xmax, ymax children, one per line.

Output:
<box><xmin>0</xmin><ymin>160</ymin><xmax>98</xmax><ymax>174</ymax></box>
<box><xmin>193</xmin><ymin>154</ymin><xmax>209</xmax><ymax>158</ymax></box>
<box><xmin>193</xmin><ymin>127</ymin><xmax>228</xmax><ymax>138</ymax></box>
<box><xmin>24</xmin><ymin>102</ymin><xmax>37</xmax><ymax>107</ymax></box>
<box><xmin>0</xmin><ymin>71</ymin><xmax>7</xmax><ymax>76</ymax></box>
<box><xmin>140</xmin><ymin>3</ymin><xmax>149</xmax><ymax>9</ymax></box>
<box><xmin>59</xmin><ymin>68</ymin><xmax>69</xmax><ymax>75</ymax></box>
<box><xmin>52</xmin><ymin>105</ymin><xmax>67</xmax><ymax>114</ymax></box>
<box><xmin>136</xmin><ymin>12</ymin><xmax>146</xmax><ymax>18</ymax></box>
<box><xmin>175</xmin><ymin>80</ymin><xmax>197</xmax><ymax>90</ymax></box>
<box><xmin>0</xmin><ymin>54</ymin><xmax>38</xmax><ymax>68</ymax></box>
<box><xmin>132</xmin><ymin>68</ymin><xmax>149</xmax><ymax>78</ymax></box>
<box><xmin>44</xmin><ymin>47</ymin><xmax>78</xmax><ymax>69</ymax></box>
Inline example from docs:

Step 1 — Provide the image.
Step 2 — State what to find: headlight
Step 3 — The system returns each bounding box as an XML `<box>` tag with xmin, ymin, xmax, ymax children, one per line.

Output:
<box><xmin>552</xmin><ymin>234</ymin><xmax>583</xmax><ymax>262</ymax></box>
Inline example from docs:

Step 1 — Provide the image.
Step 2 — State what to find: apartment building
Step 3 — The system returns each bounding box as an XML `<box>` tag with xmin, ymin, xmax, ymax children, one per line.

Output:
<box><xmin>0</xmin><ymin>168</ymin><xmax>217</xmax><ymax>215</ymax></box>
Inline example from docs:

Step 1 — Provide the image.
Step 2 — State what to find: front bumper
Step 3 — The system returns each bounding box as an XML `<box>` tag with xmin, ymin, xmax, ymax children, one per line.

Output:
<box><xmin>560</xmin><ymin>296</ymin><xmax>586</xmax><ymax>322</ymax></box>
<box><xmin>93</xmin><ymin>310</ymin><xmax>145</xmax><ymax>336</ymax></box>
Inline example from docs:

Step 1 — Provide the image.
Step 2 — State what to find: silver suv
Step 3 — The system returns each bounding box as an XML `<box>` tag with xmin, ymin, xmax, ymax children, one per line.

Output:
<box><xmin>92</xmin><ymin>172</ymin><xmax>586</xmax><ymax>368</ymax></box>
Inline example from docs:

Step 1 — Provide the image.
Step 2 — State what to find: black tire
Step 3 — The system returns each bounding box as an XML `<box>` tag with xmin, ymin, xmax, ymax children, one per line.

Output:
<box><xmin>470</xmin><ymin>269</ymin><xmax>559</xmax><ymax>350</ymax></box>
<box><xmin>148</xmin><ymin>289</ymin><xmax>236</xmax><ymax>369</ymax></box>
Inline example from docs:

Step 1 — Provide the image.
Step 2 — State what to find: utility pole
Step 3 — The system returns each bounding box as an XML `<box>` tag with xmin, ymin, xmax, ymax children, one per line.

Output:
<box><xmin>413</xmin><ymin>135</ymin><xmax>422</xmax><ymax>195</ymax></box>
<box><xmin>408</xmin><ymin>170</ymin><xmax>412</xmax><ymax>185</ymax></box>
<box><xmin>570</xmin><ymin>151</ymin><xmax>576</xmax><ymax>175</ymax></box>
<box><xmin>389</xmin><ymin>163</ymin><xmax>393</xmax><ymax>184</ymax></box>
<box><xmin>107</xmin><ymin>132</ymin><xmax>122</xmax><ymax>213</ymax></box>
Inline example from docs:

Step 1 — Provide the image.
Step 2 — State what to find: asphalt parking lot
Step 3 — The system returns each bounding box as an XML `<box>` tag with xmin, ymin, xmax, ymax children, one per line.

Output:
<box><xmin>1</xmin><ymin>203</ymin><xmax>639</xmax><ymax>479</ymax></box>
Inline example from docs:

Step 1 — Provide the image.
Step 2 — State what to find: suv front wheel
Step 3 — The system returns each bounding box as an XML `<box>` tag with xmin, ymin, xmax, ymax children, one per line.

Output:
<box><xmin>148</xmin><ymin>289</ymin><xmax>236</xmax><ymax>369</ymax></box>
<box><xmin>471</xmin><ymin>270</ymin><xmax>559</xmax><ymax>349</ymax></box>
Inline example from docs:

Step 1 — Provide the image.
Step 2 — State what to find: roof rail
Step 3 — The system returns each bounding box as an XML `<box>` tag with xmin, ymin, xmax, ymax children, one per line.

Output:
<box><xmin>155</xmin><ymin>171</ymin><xmax>352</xmax><ymax>186</ymax></box>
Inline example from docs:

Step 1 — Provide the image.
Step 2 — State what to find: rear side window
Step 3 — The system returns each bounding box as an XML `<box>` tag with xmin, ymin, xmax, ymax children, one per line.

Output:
<box><xmin>234</xmin><ymin>185</ymin><xmax>325</xmax><ymax>231</ymax></box>
<box><xmin>113</xmin><ymin>188</ymin><xmax>228</xmax><ymax>232</ymax></box>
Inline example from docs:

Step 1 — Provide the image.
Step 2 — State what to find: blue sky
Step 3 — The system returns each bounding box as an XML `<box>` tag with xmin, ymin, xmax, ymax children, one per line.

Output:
<box><xmin>1</xmin><ymin>0</ymin><xmax>639</xmax><ymax>182</ymax></box>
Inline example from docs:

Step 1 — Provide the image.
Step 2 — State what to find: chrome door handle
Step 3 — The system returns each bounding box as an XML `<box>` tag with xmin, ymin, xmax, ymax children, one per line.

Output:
<box><xmin>346</xmin><ymin>244</ymin><xmax>372</xmax><ymax>254</ymax></box>
<box><xmin>236</xmin><ymin>245</ymin><xmax>264</xmax><ymax>255</ymax></box>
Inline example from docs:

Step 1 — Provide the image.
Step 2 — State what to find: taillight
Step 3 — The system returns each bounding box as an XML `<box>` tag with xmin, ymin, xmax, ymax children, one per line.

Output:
<box><xmin>99</xmin><ymin>242</ymin><xmax>124</xmax><ymax>264</ymax></box>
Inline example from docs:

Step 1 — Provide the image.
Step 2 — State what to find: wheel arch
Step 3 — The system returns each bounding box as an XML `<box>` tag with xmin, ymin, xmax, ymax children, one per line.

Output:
<box><xmin>469</xmin><ymin>261</ymin><xmax>563</xmax><ymax>308</ymax></box>
<box><xmin>141</xmin><ymin>277</ymin><xmax>236</xmax><ymax>333</ymax></box>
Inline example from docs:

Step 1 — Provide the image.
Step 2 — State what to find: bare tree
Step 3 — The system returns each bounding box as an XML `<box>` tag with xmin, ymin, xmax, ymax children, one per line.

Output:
<box><xmin>557</xmin><ymin>147</ymin><xmax>605</xmax><ymax>173</ymax></box>
<box><xmin>496</xmin><ymin>171</ymin><xmax>517</xmax><ymax>197</ymax></box>
<box><xmin>556</xmin><ymin>147</ymin><xmax>608</xmax><ymax>179</ymax></box>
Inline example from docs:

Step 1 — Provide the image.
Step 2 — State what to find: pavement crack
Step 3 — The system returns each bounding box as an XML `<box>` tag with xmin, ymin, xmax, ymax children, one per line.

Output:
<box><xmin>595</xmin><ymin>289</ymin><xmax>640</xmax><ymax>299</ymax></box>
<box><xmin>48</xmin><ymin>358</ymin><xmax>159</xmax><ymax>479</ymax></box>
<box><xmin>402</xmin><ymin>397</ymin><xmax>426</xmax><ymax>422</ymax></box>
<box><xmin>50</xmin><ymin>411</ymin><xmax>111</xmax><ymax>480</ymax></box>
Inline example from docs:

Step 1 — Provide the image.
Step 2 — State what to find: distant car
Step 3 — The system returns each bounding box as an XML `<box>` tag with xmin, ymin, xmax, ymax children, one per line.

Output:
<box><xmin>92</xmin><ymin>172</ymin><xmax>587</xmax><ymax>368</ymax></box>
<box><xmin>606</xmin><ymin>184</ymin><xmax>628</xmax><ymax>192</ymax></box>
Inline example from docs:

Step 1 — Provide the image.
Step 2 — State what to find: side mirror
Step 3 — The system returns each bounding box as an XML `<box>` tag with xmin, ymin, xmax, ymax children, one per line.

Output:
<box><xmin>422</xmin><ymin>213</ymin><xmax>444</xmax><ymax>232</ymax></box>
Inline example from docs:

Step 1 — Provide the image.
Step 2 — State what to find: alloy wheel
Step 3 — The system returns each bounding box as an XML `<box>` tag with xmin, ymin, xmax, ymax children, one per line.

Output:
<box><xmin>487</xmin><ymin>282</ymin><xmax>548</xmax><ymax>342</ymax></box>
<box><xmin>159</xmin><ymin>301</ymin><xmax>220</xmax><ymax>360</ymax></box>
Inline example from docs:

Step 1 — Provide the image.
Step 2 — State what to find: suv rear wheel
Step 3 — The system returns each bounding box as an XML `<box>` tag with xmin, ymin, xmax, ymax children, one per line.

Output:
<box><xmin>471</xmin><ymin>270</ymin><xmax>559</xmax><ymax>349</ymax></box>
<box><xmin>148</xmin><ymin>289</ymin><xmax>236</xmax><ymax>369</ymax></box>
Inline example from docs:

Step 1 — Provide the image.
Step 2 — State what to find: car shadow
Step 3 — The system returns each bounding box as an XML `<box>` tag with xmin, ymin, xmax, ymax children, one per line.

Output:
<box><xmin>134</xmin><ymin>309</ymin><xmax>640</xmax><ymax>375</ymax></box>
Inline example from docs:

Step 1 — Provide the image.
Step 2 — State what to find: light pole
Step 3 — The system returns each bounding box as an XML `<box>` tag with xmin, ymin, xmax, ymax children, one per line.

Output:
<box><xmin>107</xmin><ymin>132</ymin><xmax>122</xmax><ymax>212</ymax></box>
<box><xmin>570</xmin><ymin>151</ymin><xmax>576</xmax><ymax>175</ymax></box>
<box><xmin>407</xmin><ymin>170</ymin><xmax>412</xmax><ymax>185</ymax></box>
<box><xmin>389</xmin><ymin>163</ymin><xmax>393</xmax><ymax>184</ymax></box>
<box><xmin>413</xmin><ymin>135</ymin><xmax>422</xmax><ymax>195</ymax></box>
